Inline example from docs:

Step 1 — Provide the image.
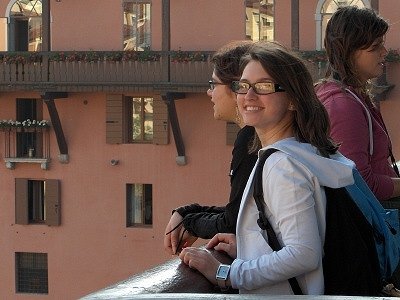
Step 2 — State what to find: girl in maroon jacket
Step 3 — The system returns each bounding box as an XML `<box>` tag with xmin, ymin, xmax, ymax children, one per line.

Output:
<box><xmin>315</xmin><ymin>6</ymin><xmax>400</xmax><ymax>201</ymax></box>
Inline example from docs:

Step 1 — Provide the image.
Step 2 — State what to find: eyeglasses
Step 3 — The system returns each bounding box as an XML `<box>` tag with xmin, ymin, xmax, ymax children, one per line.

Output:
<box><xmin>208</xmin><ymin>80</ymin><xmax>226</xmax><ymax>90</ymax></box>
<box><xmin>231</xmin><ymin>81</ymin><xmax>285</xmax><ymax>95</ymax></box>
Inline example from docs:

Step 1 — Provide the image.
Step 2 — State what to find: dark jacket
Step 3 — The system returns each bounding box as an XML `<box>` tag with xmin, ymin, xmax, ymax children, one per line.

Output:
<box><xmin>176</xmin><ymin>126</ymin><xmax>258</xmax><ymax>238</ymax></box>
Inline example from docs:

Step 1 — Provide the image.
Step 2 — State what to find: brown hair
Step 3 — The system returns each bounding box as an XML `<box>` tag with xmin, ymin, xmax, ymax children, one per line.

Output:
<box><xmin>241</xmin><ymin>41</ymin><xmax>338</xmax><ymax>156</ymax></box>
<box><xmin>211</xmin><ymin>40</ymin><xmax>254</xmax><ymax>84</ymax></box>
<box><xmin>324</xmin><ymin>6</ymin><xmax>388</xmax><ymax>88</ymax></box>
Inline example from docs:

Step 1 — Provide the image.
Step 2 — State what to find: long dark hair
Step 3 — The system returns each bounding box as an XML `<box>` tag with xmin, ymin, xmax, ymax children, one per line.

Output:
<box><xmin>241</xmin><ymin>41</ymin><xmax>339</xmax><ymax>156</ymax></box>
<box><xmin>324</xmin><ymin>6</ymin><xmax>388</xmax><ymax>88</ymax></box>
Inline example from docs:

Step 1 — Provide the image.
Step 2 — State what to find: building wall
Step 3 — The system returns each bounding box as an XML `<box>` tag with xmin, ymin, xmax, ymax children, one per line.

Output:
<box><xmin>0</xmin><ymin>91</ymin><xmax>233</xmax><ymax>299</ymax></box>
<box><xmin>0</xmin><ymin>0</ymin><xmax>400</xmax><ymax>299</ymax></box>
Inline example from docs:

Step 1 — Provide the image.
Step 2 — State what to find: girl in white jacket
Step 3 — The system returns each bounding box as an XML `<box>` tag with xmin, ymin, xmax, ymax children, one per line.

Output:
<box><xmin>178</xmin><ymin>41</ymin><xmax>354</xmax><ymax>295</ymax></box>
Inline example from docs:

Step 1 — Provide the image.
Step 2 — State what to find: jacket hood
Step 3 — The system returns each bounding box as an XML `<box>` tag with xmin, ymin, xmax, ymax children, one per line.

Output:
<box><xmin>315</xmin><ymin>81</ymin><xmax>345</xmax><ymax>104</ymax></box>
<box><xmin>261</xmin><ymin>138</ymin><xmax>355</xmax><ymax>189</ymax></box>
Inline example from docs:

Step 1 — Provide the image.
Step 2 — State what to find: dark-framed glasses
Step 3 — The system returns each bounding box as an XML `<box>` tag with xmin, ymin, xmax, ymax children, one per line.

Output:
<box><xmin>231</xmin><ymin>81</ymin><xmax>285</xmax><ymax>95</ymax></box>
<box><xmin>208</xmin><ymin>80</ymin><xmax>226</xmax><ymax>90</ymax></box>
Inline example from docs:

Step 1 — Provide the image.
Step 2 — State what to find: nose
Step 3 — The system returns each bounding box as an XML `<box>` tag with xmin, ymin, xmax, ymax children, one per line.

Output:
<box><xmin>244</xmin><ymin>86</ymin><xmax>257</xmax><ymax>99</ymax></box>
<box><xmin>207</xmin><ymin>88</ymin><xmax>212</xmax><ymax>97</ymax></box>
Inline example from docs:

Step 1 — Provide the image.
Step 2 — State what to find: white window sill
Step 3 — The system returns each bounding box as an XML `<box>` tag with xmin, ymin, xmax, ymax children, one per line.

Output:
<box><xmin>4</xmin><ymin>157</ymin><xmax>51</xmax><ymax>170</ymax></box>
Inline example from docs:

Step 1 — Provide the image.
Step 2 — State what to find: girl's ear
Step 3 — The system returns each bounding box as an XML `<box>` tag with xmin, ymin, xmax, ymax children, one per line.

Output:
<box><xmin>288</xmin><ymin>103</ymin><xmax>295</xmax><ymax>111</ymax></box>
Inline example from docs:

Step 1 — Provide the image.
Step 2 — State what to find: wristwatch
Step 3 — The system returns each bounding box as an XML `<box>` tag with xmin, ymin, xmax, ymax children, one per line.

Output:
<box><xmin>216</xmin><ymin>264</ymin><xmax>231</xmax><ymax>290</ymax></box>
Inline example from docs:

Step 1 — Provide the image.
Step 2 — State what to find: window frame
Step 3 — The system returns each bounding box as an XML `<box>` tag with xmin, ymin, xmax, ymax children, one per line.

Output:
<box><xmin>122</xmin><ymin>0</ymin><xmax>152</xmax><ymax>51</ymax></box>
<box><xmin>8</xmin><ymin>0</ymin><xmax>43</xmax><ymax>51</ymax></box>
<box><xmin>106</xmin><ymin>94</ymin><xmax>169</xmax><ymax>145</ymax></box>
<box><xmin>16</xmin><ymin>98</ymin><xmax>44</xmax><ymax>158</ymax></box>
<box><xmin>245</xmin><ymin>0</ymin><xmax>275</xmax><ymax>42</ymax></box>
<box><xmin>15</xmin><ymin>178</ymin><xmax>61</xmax><ymax>226</ymax></box>
<box><xmin>126</xmin><ymin>183</ymin><xmax>153</xmax><ymax>227</ymax></box>
<box><xmin>125</xmin><ymin>96</ymin><xmax>154</xmax><ymax>143</ymax></box>
<box><xmin>315</xmin><ymin>0</ymin><xmax>370</xmax><ymax>50</ymax></box>
<box><xmin>15</xmin><ymin>252</ymin><xmax>48</xmax><ymax>294</ymax></box>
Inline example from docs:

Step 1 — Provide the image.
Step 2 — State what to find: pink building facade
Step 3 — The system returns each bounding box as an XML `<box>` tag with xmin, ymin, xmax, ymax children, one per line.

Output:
<box><xmin>0</xmin><ymin>1</ymin><xmax>399</xmax><ymax>299</ymax></box>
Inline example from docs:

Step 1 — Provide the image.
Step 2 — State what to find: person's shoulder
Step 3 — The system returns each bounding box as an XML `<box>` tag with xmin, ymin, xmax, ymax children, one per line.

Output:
<box><xmin>316</xmin><ymin>81</ymin><xmax>350</xmax><ymax>104</ymax></box>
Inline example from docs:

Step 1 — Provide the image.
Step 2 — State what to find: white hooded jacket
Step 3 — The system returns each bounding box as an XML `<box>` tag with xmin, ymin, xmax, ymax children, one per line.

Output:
<box><xmin>230</xmin><ymin>137</ymin><xmax>355</xmax><ymax>295</ymax></box>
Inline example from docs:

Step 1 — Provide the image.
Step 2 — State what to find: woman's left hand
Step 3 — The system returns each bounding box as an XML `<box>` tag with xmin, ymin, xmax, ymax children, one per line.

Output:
<box><xmin>179</xmin><ymin>247</ymin><xmax>220</xmax><ymax>285</ymax></box>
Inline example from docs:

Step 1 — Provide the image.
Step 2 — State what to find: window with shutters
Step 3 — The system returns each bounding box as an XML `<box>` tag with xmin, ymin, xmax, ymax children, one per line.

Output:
<box><xmin>126</xmin><ymin>183</ymin><xmax>152</xmax><ymax>227</ymax></box>
<box><xmin>16</xmin><ymin>252</ymin><xmax>48</xmax><ymax>294</ymax></box>
<box><xmin>15</xmin><ymin>179</ymin><xmax>60</xmax><ymax>226</ymax></box>
<box><xmin>106</xmin><ymin>94</ymin><xmax>169</xmax><ymax>145</ymax></box>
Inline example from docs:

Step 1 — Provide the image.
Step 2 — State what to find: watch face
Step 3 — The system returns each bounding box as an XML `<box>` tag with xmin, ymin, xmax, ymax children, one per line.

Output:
<box><xmin>216</xmin><ymin>265</ymin><xmax>230</xmax><ymax>280</ymax></box>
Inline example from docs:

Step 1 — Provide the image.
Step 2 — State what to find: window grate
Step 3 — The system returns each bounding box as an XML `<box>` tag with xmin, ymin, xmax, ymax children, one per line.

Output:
<box><xmin>16</xmin><ymin>252</ymin><xmax>48</xmax><ymax>294</ymax></box>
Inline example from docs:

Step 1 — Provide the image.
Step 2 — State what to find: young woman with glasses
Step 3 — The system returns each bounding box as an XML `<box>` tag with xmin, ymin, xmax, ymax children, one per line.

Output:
<box><xmin>164</xmin><ymin>40</ymin><xmax>259</xmax><ymax>255</ymax></box>
<box><xmin>178</xmin><ymin>41</ymin><xmax>356</xmax><ymax>295</ymax></box>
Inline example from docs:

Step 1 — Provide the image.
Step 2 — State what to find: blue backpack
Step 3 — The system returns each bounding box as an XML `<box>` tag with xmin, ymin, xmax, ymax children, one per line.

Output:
<box><xmin>254</xmin><ymin>148</ymin><xmax>400</xmax><ymax>295</ymax></box>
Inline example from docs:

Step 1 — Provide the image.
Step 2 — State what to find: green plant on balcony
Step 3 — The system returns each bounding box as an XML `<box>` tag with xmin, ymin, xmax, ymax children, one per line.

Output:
<box><xmin>0</xmin><ymin>52</ymin><xmax>42</xmax><ymax>63</ymax></box>
<box><xmin>170</xmin><ymin>50</ymin><xmax>210</xmax><ymax>63</ymax></box>
<box><xmin>49</xmin><ymin>50</ymin><xmax>161</xmax><ymax>63</ymax></box>
<box><xmin>385</xmin><ymin>49</ymin><xmax>400</xmax><ymax>63</ymax></box>
<box><xmin>297</xmin><ymin>49</ymin><xmax>400</xmax><ymax>64</ymax></box>
<box><xmin>0</xmin><ymin>119</ymin><xmax>50</xmax><ymax>130</ymax></box>
<box><xmin>298</xmin><ymin>50</ymin><xmax>328</xmax><ymax>64</ymax></box>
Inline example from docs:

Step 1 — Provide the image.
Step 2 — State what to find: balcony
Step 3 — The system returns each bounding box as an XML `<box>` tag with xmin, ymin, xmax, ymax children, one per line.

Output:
<box><xmin>0</xmin><ymin>51</ymin><xmax>214</xmax><ymax>93</ymax></box>
<box><xmin>1</xmin><ymin>124</ymin><xmax>51</xmax><ymax>170</ymax></box>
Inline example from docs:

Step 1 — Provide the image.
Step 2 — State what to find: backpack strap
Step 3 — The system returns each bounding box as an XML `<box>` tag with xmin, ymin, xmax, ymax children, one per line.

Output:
<box><xmin>253</xmin><ymin>148</ymin><xmax>304</xmax><ymax>295</ymax></box>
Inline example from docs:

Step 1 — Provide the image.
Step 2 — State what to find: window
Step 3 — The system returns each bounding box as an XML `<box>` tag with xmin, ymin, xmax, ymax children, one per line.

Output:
<box><xmin>123</xmin><ymin>1</ymin><xmax>151</xmax><ymax>51</ymax></box>
<box><xmin>245</xmin><ymin>0</ymin><xmax>274</xmax><ymax>41</ymax></box>
<box><xmin>9</xmin><ymin>0</ymin><xmax>42</xmax><ymax>51</ymax></box>
<box><xmin>106</xmin><ymin>94</ymin><xmax>168</xmax><ymax>145</ymax></box>
<box><xmin>126</xmin><ymin>183</ymin><xmax>152</xmax><ymax>227</ymax></box>
<box><xmin>16</xmin><ymin>99</ymin><xmax>44</xmax><ymax>158</ymax></box>
<box><xmin>28</xmin><ymin>180</ymin><xmax>45</xmax><ymax>223</ymax></box>
<box><xmin>129</xmin><ymin>97</ymin><xmax>153</xmax><ymax>142</ymax></box>
<box><xmin>15</xmin><ymin>179</ymin><xmax>61</xmax><ymax>226</ymax></box>
<box><xmin>15</xmin><ymin>252</ymin><xmax>48</xmax><ymax>294</ymax></box>
<box><xmin>315</xmin><ymin>0</ymin><xmax>369</xmax><ymax>49</ymax></box>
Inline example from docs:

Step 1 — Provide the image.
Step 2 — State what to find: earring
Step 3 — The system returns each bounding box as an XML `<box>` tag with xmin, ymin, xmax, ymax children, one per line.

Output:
<box><xmin>235</xmin><ymin>106</ymin><xmax>242</xmax><ymax>125</ymax></box>
<box><xmin>288</xmin><ymin>103</ymin><xmax>295</xmax><ymax>111</ymax></box>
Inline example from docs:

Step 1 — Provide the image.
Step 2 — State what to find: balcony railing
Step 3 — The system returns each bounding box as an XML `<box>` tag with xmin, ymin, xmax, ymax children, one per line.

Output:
<box><xmin>0</xmin><ymin>50</ymin><xmax>395</xmax><ymax>97</ymax></box>
<box><xmin>0</xmin><ymin>51</ymin><xmax>215</xmax><ymax>93</ymax></box>
<box><xmin>1</xmin><ymin>126</ymin><xmax>51</xmax><ymax>170</ymax></box>
<box><xmin>82</xmin><ymin>247</ymin><xmax>395</xmax><ymax>300</ymax></box>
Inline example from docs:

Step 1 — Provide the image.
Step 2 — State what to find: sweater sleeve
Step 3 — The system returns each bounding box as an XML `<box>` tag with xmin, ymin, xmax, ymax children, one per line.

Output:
<box><xmin>323</xmin><ymin>93</ymin><xmax>394</xmax><ymax>200</ymax></box>
<box><xmin>182</xmin><ymin>150</ymin><xmax>258</xmax><ymax>238</ymax></box>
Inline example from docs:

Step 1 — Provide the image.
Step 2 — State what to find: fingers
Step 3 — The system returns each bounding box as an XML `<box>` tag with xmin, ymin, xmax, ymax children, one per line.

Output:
<box><xmin>205</xmin><ymin>233</ymin><xmax>237</xmax><ymax>258</ymax></box>
<box><xmin>206</xmin><ymin>233</ymin><xmax>234</xmax><ymax>249</ymax></box>
<box><xmin>164</xmin><ymin>212</ymin><xmax>184</xmax><ymax>255</ymax></box>
<box><xmin>179</xmin><ymin>247</ymin><xmax>220</xmax><ymax>284</ymax></box>
<box><xmin>179</xmin><ymin>247</ymin><xmax>209</xmax><ymax>269</ymax></box>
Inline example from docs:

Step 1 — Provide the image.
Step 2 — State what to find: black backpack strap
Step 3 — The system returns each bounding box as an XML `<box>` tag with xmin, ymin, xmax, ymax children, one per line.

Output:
<box><xmin>253</xmin><ymin>148</ymin><xmax>304</xmax><ymax>295</ymax></box>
